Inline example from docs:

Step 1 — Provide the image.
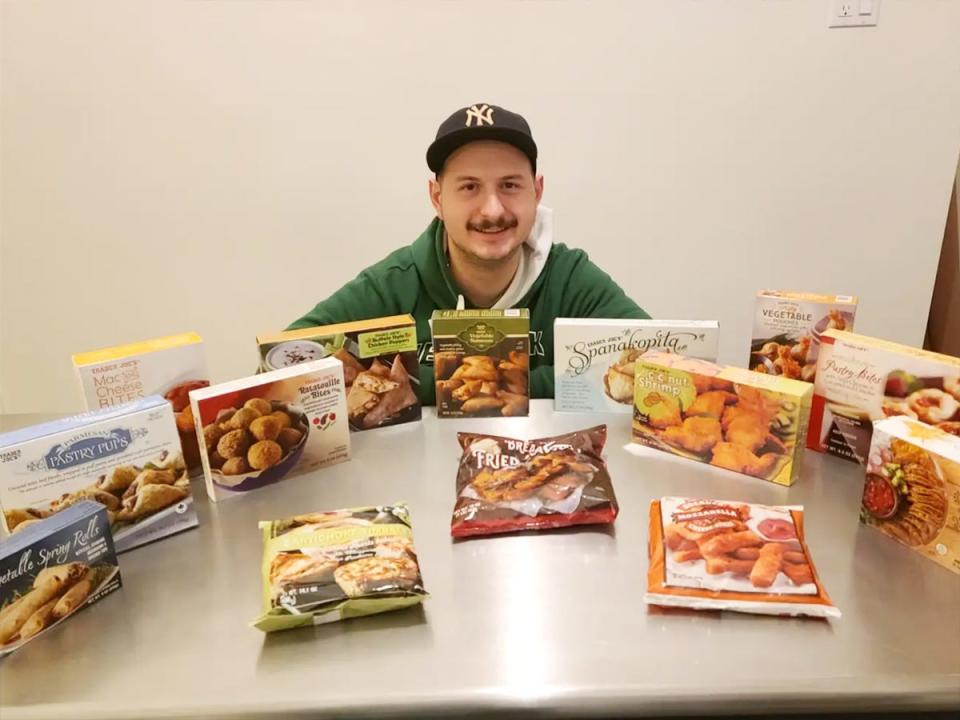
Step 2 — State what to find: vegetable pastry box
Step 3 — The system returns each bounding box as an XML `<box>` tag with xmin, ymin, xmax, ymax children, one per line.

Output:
<box><xmin>809</xmin><ymin>330</ymin><xmax>960</xmax><ymax>463</ymax></box>
<box><xmin>253</xmin><ymin>503</ymin><xmax>427</xmax><ymax>631</ymax></box>
<box><xmin>862</xmin><ymin>416</ymin><xmax>960</xmax><ymax>575</ymax></box>
<box><xmin>256</xmin><ymin>315</ymin><xmax>421</xmax><ymax>431</ymax></box>
<box><xmin>0</xmin><ymin>500</ymin><xmax>122</xmax><ymax>656</ymax></box>
<box><xmin>633</xmin><ymin>351</ymin><xmax>812</xmax><ymax>486</ymax></box>
<box><xmin>72</xmin><ymin>332</ymin><xmax>210</xmax><ymax>474</ymax></box>
<box><xmin>432</xmin><ymin>309</ymin><xmax>530</xmax><ymax>418</ymax></box>
<box><xmin>0</xmin><ymin>396</ymin><xmax>197</xmax><ymax>552</ymax></box>
<box><xmin>452</xmin><ymin>425</ymin><xmax>618</xmax><ymax>537</ymax></box>
<box><xmin>750</xmin><ymin>291</ymin><xmax>857</xmax><ymax>384</ymax></box>
<box><xmin>554</xmin><ymin>319</ymin><xmax>719</xmax><ymax>413</ymax></box>
<box><xmin>189</xmin><ymin>358</ymin><xmax>350</xmax><ymax>502</ymax></box>
<box><xmin>646</xmin><ymin>497</ymin><xmax>840</xmax><ymax>619</ymax></box>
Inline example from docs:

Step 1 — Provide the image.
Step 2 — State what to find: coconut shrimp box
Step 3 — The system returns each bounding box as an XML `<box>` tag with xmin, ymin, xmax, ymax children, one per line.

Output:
<box><xmin>72</xmin><ymin>332</ymin><xmax>210</xmax><ymax>474</ymax></box>
<box><xmin>554</xmin><ymin>319</ymin><xmax>719</xmax><ymax>413</ymax></box>
<box><xmin>809</xmin><ymin>330</ymin><xmax>960</xmax><ymax>463</ymax></box>
<box><xmin>0</xmin><ymin>397</ymin><xmax>197</xmax><ymax>552</ymax></box>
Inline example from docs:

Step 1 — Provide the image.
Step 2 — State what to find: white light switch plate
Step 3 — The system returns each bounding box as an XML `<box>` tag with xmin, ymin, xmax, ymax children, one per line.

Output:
<box><xmin>830</xmin><ymin>0</ymin><xmax>880</xmax><ymax>27</ymax></box>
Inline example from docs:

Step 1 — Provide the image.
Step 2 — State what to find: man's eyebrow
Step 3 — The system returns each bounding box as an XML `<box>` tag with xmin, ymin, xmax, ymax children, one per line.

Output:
<box><xmin>452</xmin><ymin>175</ymin><xmax>481</xmax><ymax>182</ymax></box>
<box><xmin>499</xmin><ymin>174</ymin><xmax>525</xmax><ymax>182</ymax></box>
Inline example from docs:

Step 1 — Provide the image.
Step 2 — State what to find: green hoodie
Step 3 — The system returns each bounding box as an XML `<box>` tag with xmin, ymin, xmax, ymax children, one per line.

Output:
<box><xmin>289</xmin><ymin>207</ymin><xmax>648</xmax><ymax>404</ymax></box>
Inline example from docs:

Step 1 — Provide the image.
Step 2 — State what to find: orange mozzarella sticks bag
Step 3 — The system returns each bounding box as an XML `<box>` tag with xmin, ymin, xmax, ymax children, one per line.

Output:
<box><xmin>646</xmin><ymin>497</ymin><xmax>840</xmax><ymax>619</ymax></box>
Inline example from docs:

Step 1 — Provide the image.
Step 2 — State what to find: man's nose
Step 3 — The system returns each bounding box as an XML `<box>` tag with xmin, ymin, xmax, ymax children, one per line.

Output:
<box><xmin>479</xmin><ymin>190</ymin><xmax>506</xmax><ymax>218</ymax></box>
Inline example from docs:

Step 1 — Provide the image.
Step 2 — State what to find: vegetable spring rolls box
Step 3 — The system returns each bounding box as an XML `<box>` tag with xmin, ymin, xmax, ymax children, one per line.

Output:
<box><xmin>632</xmin><ymin>351</ymin><xmax>812</xmax><ymax>486</ymax></box>
<box><xmin>0</xmin><ymin>501</ymin><xmax>122</xmax><ymax>655</ymax></box>
<box><xmin>750</xmin><ymin>291</ymin><xmax>857</xmax><ymax>384</ymax></box>
<box><xmin>862</xmin><ymin>417</ymin><xmax>960</xmax><ymax>574</ymax></box>
<box><xmin>554</xmin><ymin>319</ymin><xmax>719</xmax><ymax>412</ymax></box>
<box><xmin>431</xmin><ymin>309</ymin><xmax>530</xmax><ymax>418</ymax></box>
<box><xmin>0</xmin><ymin>397</ymin><xmax>197</xmax><ymax>552</ymax></box>
<box><xmin>809</xmin><ymin>330</ymin><xmax>960</xmax><ymax>463</ymax></box>
<box><xmin>189</xmin><ymin>358</ymin><xmax>350</xmax><ymax>502</ymax></box>
<box><xmin>72</xmin><ymin>332</ymin><xmax>210</xmax><ymax>474</ymax></box>
<box><xmin>256</xmin><ymin>315</ymin><xmax>420</xmax><ymax>431</ymax></box>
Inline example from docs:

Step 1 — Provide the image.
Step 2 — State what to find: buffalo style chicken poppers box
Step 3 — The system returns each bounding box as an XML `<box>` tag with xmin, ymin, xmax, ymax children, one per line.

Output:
<box><xmin>0</xmin><ymin>501</ymin><xmax>122</xmax><ymax>655</ymax></box>
<box><xmin>0</xmin><ymin>397</ymin><xmax>197</xmax><ymax>552</ymax></box>
<box><xmin>189</xmin><ymin>358</ymin><xmax>350</xmax><ymax>502</ymax></box>
<box><xmin>432</xmin><ymin>309</ymin><xmax>530</xmax><ymax>418</ymax></box>
<box><xmin>256</xmin><ymin>315</ymin><xmax>421</xmax><ymax>431</ymax></box>
<box><xmin>862</xmin><ymin>416</ymin><xmax>960</xmax><ymax>575</ymax></box>
<box><xmin>72</xmin><ymin>332</ymin><xmax>210</xmax><ymax>474</ymax></box>
<box><xmin>632</xmin><ymin>352</ymin><xmax>813</xmax><ymax>486</ymax></box>
<box><xmin>810</xmin><ymin>330</ymin><xmax>960</xmax><ymax>463</ymax></box>
<box><xmin>750</xmin><ymin>291</ymin><xmax>857</xmax><ymax>384</ymax></box>
<box><xmin>554</xmin><ymin>319</ymin><xmax>719</xmax><ymax>412</ymax></box>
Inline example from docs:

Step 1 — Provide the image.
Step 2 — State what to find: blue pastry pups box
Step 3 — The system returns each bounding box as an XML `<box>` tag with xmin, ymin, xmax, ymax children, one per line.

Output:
<box><xmin>0</xmin><ymin>396</ymin><xmax>198</xmax><ymax>552</ymax></box>
<box><xmin>0</xmin><ymin>500</ymin><xmax>121</xmax><ymax>656</ymax></box>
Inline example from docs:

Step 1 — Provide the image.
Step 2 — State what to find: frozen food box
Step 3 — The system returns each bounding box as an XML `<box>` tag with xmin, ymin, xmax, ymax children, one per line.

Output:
<box><xmin>809</xmin><ymin>330</ymin><xmax>960</xmax><ymax>463</ymax></box>
<box><xmin>632</xmin><ymin>351</ymin><xmax>813</xmax><ymax>486</ymax></box>
<box><xmin>257</xmin><ymin>315</ymin><xmax>420</xmax><ymax>431</ymax></box>
<box><xmin>72</xmin><ymin>332</ymin><xmax>210</xmax><ymax>474</ymax></box>
<box><xmin>431</xmin><ymin>309</ymin><xmax>530</xmax><ymax>418</ymax></box>
<box><xmin>862</xmin><ymin>416</ymin><xmax>960</xmax><ymax>575</ymax></box>
<box><xmin>750</xmin><ymin>291</ymin><xmax>857</xmax><ymax>384</ymax></box>
<box><xmin>0</xmin><ymin>500</ymin><xmax>122</xmax><ymax>656</ymax></box>
<box><xmin>554</xmin><ymin>319</ymin><xmax>719</xmax><ymax>412</ymax></box>
<box><xmin>0</xmin><ymin>396</ymin><xmax>198</xmax><ymax>552</ymax></box>
<box><xmin>189</xmin><ymin>358</ymin><xmax>350</xmax><ymax>502</ymax></box>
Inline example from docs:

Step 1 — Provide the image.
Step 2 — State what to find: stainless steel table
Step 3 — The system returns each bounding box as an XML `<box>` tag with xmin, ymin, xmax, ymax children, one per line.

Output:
<box><xmin>1</xmin><ymin>402</ymin><xmax>958</xmax><ymax>719</ymax></box>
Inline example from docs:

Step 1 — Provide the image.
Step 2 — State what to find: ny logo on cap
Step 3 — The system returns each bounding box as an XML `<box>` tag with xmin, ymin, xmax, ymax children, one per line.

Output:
<box><xmin>465</xmin><ymin>104</ymin><xmax>494</xmax><ymax>127</ymax></box>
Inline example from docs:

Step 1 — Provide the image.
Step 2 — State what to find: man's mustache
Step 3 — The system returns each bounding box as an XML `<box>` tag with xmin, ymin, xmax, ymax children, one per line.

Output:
<box><xmin>468</xmin><ymin>216</ymin><xmax>518</xmax><ymax>232</ymax></box>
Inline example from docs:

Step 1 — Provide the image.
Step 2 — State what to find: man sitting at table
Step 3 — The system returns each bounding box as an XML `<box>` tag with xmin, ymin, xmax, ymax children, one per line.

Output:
<box><xmin>288</xmin><ymin>103</ymin><xmax>648</xmax><ymax>402</ymax></box>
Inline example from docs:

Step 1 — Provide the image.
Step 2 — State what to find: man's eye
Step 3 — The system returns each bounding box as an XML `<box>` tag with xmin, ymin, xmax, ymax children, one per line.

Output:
<box><xmin>459</xmin><ymin>183</ymin><xmax>477</xmax><ymax>192</ymax></box>
<box><xmin>503</xmin><ymin>182</ymin><xmax>519</xmax><ymax>190</ymax></box>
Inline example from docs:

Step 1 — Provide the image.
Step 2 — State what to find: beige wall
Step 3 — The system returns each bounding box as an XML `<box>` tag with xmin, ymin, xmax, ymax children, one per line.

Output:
<box><xmin>2</xmin><ymin>0</ymin><xmax>960</xmax><ymax>414</ymax></box>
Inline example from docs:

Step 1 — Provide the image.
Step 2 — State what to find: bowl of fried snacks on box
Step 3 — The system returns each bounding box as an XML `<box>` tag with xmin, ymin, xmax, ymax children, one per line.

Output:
<box><xmin>252</xmin><ymin>503</ymin><xmax>428</xmax><ymax>632</ymax></box>
<box><xmin>451</xmin><ymin>425</ymin><xmax>618</xmax><ymax>537</ymax></box>
<box><xmin>645</xmin><ymin>497</ymin><xmax>840</xmax><ymax>618</ymax></box>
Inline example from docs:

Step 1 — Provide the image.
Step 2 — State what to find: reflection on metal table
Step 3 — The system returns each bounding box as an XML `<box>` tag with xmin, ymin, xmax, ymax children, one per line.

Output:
<box><xmin>1</xmin><ymin>401</ymin><xmax>958</xmax><ymax>719</ymax></box>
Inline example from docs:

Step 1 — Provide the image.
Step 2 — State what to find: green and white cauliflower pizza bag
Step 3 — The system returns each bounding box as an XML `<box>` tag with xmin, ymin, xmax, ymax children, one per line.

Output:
<box><xmin>253</xmin><ymin>503</ymin><xmax>427</xmax><ymax>632</ymax></box>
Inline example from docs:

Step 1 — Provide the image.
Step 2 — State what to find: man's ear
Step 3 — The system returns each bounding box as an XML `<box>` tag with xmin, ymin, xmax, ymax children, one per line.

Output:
<box><xmin>534</xmin><ymin>174</ymin><xmax>544</xmax><ymax>203</ymax></box>
<box><xmin>429</xmin><ymin>177</ymin><xmax>443</xmax><ymax>219</ymax></box>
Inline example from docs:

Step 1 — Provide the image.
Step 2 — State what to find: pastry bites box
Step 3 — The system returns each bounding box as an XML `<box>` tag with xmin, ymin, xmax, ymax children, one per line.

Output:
<box><xmin>554</xmin><ymin>319</ymin><xmax>719</xmax><ymax>413</ymax></box>
<box><xmin>0</xmin><ymin>501</ymin><xmax>122</xmax><ymax>656</ymax></box>
<box><xmin>0</xmin><ymin>396</ymin><xmax>196</xmax><ymax>552</ymax></box>
<box><xmin>632</xmin><ymin>352</ymin><xmax>813</xmax><ymax>486</ymax></box>
<box><xmin>432</xmin><ymin>309</ymin><xmax>530</xmax><ymax>418</ymax></box>
<box><xmin>189</xmin><ymin>358</ymin><xmax>350</xmax><ymax>502</ymax></box>
<box><xmin>72</xmin><ymin>332</ymin><xmax>210</xmax><ymax>473</ymax></box>
<box><xmin>750</xmin><ymin>291</ymin><xmax>857</xmax><ymax>384</ymax></box>
<box><xmin>810</xmin><ymin>330</ymin><xmax>960</xmax><ymax>463</ymax></box>
<box><xmin>862</xmin><ymin>417</ymin><xmax>960</xmax><ymax>575</ymax></box>
<box><xmin>257</xmin><ymin>315</ymin><xmax>420</xmax><ymax>431</ymax></box>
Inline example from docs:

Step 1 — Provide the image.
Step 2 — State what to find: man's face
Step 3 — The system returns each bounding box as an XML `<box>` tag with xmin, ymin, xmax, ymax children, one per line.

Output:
<box><xmin>429</xmin><ymin>141</ymin><xmax>543</xmax><ymax>265</ymax></box>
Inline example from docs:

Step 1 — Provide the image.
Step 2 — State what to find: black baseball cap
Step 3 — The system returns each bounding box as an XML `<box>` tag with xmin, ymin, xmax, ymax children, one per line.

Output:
<box><xmin>426</xmin><ymin>103</ymin><xmax>538</xmax><ymax>174</ymax></box>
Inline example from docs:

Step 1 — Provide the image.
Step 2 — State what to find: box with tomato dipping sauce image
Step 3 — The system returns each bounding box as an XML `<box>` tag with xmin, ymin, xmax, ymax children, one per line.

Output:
<box><xmin>189</xmin><ymin>359</ymin><xmax>350</xmax><ymax>502</ymax></box>
<box><xmin>861</xmin><ymin>416</ymin><xmax>960</xmax><ymax>575</ymax></box>
<box><xmin>645</xmin><ymin>497</ymin><xmax>840</xmax><ymax>618</ymax></box>
<box><xmin>451</xmin><ymin>425</ymin><xmax>618</xmax><ymax>537</ymax></box>
<box><xmin>73</xmin><ymin>332</ymin><xmax>210</xmax><ymax>475</ymax></box>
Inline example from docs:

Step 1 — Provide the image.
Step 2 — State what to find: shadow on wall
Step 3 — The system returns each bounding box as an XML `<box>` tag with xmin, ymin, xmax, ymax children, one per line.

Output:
<box><xmin>925</xmin><ymin>158</ymin><xmax>960</xmax><ymax>357</ymax></box>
